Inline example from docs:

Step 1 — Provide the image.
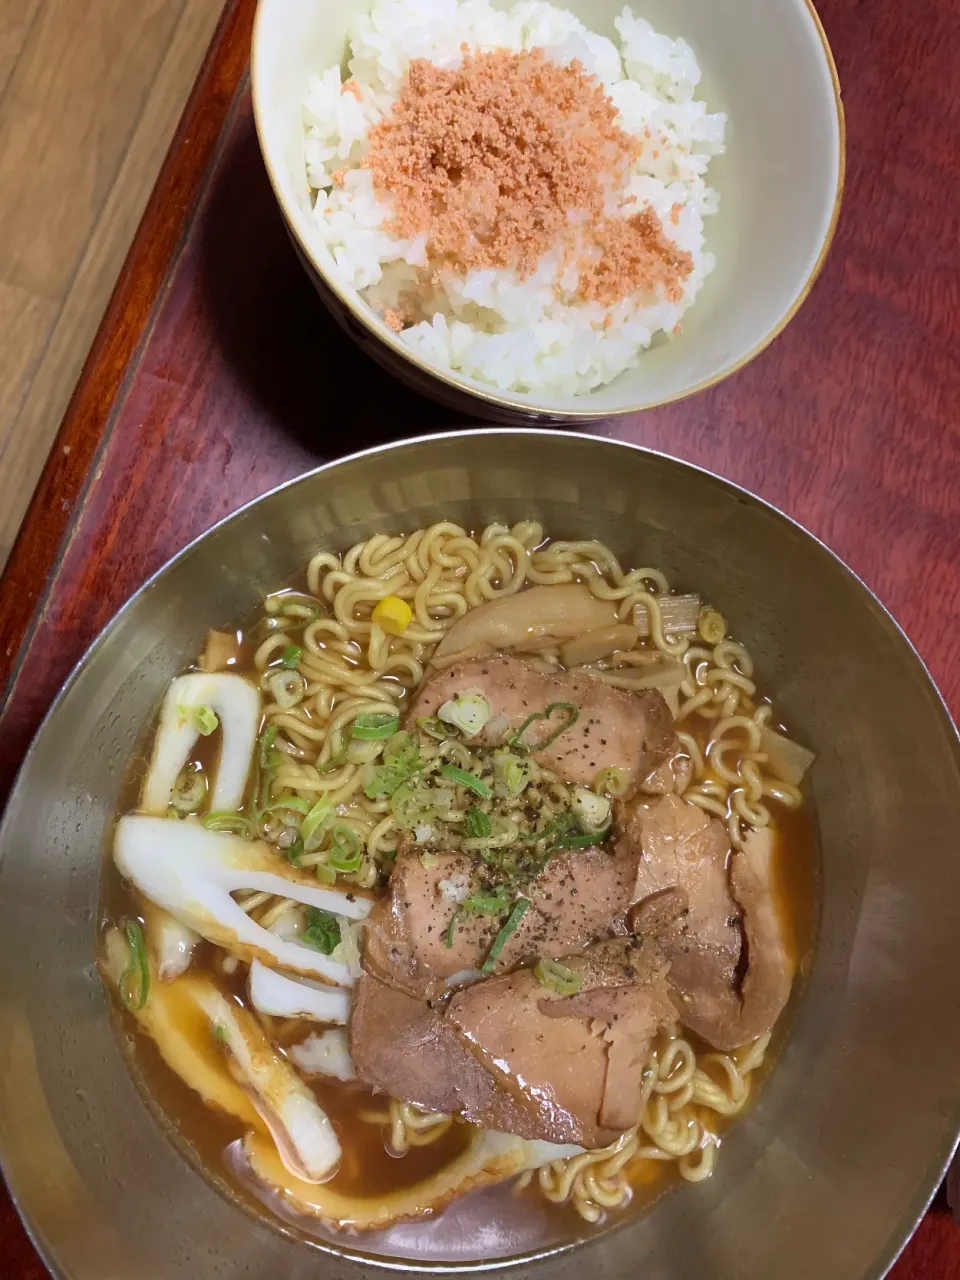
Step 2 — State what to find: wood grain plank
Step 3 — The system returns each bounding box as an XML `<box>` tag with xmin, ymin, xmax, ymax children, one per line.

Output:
<box><xmin>0</xmin><ymin>0</ymin><xmax>250</xmax><ymax>687</ymax></box>
<box><xmin>0</xmin><ymin>281</ymin><xmax>57</xmax><ymax>435</ymax></box>
<box><xmin>0</xmin><ymin>0</ymin><xmax>187</xmax><ymax>301</ymax></box>
<box><xmin>0</xmin><ymin>0</ymin><xmax>41</xmax><ymax>100</ymax></box>
<box><xmin>0</xmin><ymin>0</ymin><xmax>225</xmax><ymax>565</ymax></box>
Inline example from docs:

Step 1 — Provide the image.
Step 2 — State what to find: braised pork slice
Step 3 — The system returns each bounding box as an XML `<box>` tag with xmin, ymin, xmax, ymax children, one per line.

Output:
<box><xmin>625</xmin><ymin>793</ymin><xmax>741</xmax><ymax>1036</ymax></box>
<box><xmin>406</xmin><ymin>654</ymin><xmax>676</xmax><ymax>797</ymax></box>
<box><xmin>623</xmin><ymin>796</ymin><xmax>794</xmax><ymax>1051</ymax></box>
<box><xmin>715</xmin><ymin>827</ymin><xmax>794</xmax><ymax>1051</ymax></box>
<box><xmin>446</xmin><ymin>938</ymin><xmax>675</xmax><ymax>1146</ymax></box>
<box><xmin>349</xmin><ymin>973</ymin><xmax>542</xmax><ymax>1139</ymax></box>
<box><xmin>363</xmin><ymin>844</ymin><xmax>638</xmax><ymax>1001</ymax></box>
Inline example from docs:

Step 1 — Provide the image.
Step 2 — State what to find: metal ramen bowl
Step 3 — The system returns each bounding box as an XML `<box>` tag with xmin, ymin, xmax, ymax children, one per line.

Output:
<box><xmin>0</xmin><ymin>430</ymin><xmax>958</xmax><ymax>1279</ymax></box>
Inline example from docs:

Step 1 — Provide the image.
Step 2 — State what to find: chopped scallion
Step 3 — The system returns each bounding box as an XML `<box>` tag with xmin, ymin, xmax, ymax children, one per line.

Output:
<box><xmin>351</xmin><ymin>712</ymin><xmax>400</xmax><ymax>741</ymax></box>
<box><xmin>481</xmin><ymin>898</ymin><xmax>530</xmax><ymax>972</ymax></box>
<box><xmin>328</xmin><ymin>824</ymin><xmax>363</xmax><ymax>872</ymax></box>
<box><xmin>202</xmin><ymin>811</ymin><xmax>254</xmax><ymax>838</ymax></box>
<box><xmin>534</xmin><ymin>957</ymin><xmax>584</xmax><ymax>995</ymax></box>
<box><xmin>259</xmin><ymin>724</ymin><xmax>281</xmax><ymax>770</ymax></box>
<box><xmin>171</xmin><ymin>765</ymin><xmax>206</xmax><ymax>815</ymax></box>
<box><xmin>119</xmin><ymin>920</ymin><xmax>150</xmax><ymax>1011</ymax></box>
<box><xmin>300</xmin><ymin>794</ymin><xmax>333</xmax><ymax>850</ymax></box>
<box><xmin>463</xmin><ymin>889</ymin><xmax>511</xmax><ymax>916</ymax></box>
<box><xmin>439</xmin><ymin>764</ymin><xmax>492</xmax><ymax>798</ymax></box>
<box><xmin>263</xmin><ymin>794</ymin><xmax>310</xmax><ymax>816</ymax></box>
<box><xmin>285</xmin><ymin>836</ymin><xmax>304</xmax><ymax>866</ymax></box>
<box><xmin>553</xmin><ymin>828</ymin><xmax>607</xmax><ymax>850</ymax></box>
<box><xmin>301</xmin><ymin>907</ymin><xmax>340</xmax><ymax>954</ymax></box>
<box><xmin>444</xmin><ymin>908</ymin><xmax>462</xmax><ymax>949</ymax></box>
<box><xmin>510</xmin><ymin>701</ymin><xmax>580</xmax><ymax>752</ymax></box>
<box><xmin>464</xmin><ymin>806</ymin><xmax>492</xmax><ymax>838</ymax></box>
<box><xmin>417</xmin><ymin>716</ymin><xmax>448</xmax><ymax>740</ymax></box>
<box><xmin>493</xmin><ymin>750</ymin><xmax>528</xmax><ymax>796</ymax></box>
<box><xmin>281</xmin><ymin>644</ymin><xmax>302</xmax><ymax>669</ymax></box>
<box><xmin>177</xmin><ymin>703</ymin><xmax>219</xmax><ymax>736</ymax></box>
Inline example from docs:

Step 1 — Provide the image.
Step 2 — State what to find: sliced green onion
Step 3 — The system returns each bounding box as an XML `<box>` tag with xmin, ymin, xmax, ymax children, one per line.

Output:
<box><xmin>535</xmin><ymin>957</ymin><xmax>584</xmax><ymax>995</ymax></box>
<box><xmin>493</xmin><ymin>750</ymin><xmax>529</xmax><ymax>796</ymax></box>
<box><xmin>438</xmin><ymin>691</ymin><xmax>490</xmax><ymax>737</ymax></box>
<box><xmin>171</xmin><ymin>765</ymin><xmax>206</xmax><ymax>815</ymax></box>
<box><xmin>301</xmin><ymin>794</ymin><xmax>334</xmax><ymax>850</ymax></box>
<box><xmin>464</xmin><ymin>806</ymin><xmax>492</xmax><ymax>838</ymax></box>
<box><xmin>510</xmin><ymin>701</ymin><xmax>580</xmax><ymax>752</ymax></box>
<box><xmin>262</xmin><ymin>794</ymin><xmax>310</xmax><ymax>816</ymax></box>
<box><xmin>301</xmin><ymin>907</ymin><xmax>340</xmax><ymax>954</ymax></box>
<box><xmin>315</xmin><ymin>862</ymin><xmax>337</xmax><ymax>884</ymax></box>
<box><xmin>328</xmin><ymin>824</ymin><xmax>363</xmax><ymax>872</ymax></box>
<box><xmin>553</xmin><ymin>828</ymin><xmax>608</xmax><ymax>850</ymax></box>
<box><xmin>417</xmin><ymin>716</ymin><xmax>448</xmax><ymax>740</ymax></box>
<box><xmin>384</xmin><ymin>730</ymin><xmax>420</xmax><ymax>770</ymax></box>
<box><xmin>178</xmin><ymin>703</ymin><xmax>219</xmax><ymax>736</ymax></box>
<box><xmin>366</xmin><ymin>732</ymin><xmax>423</xmax><ymax>799</ymax></box>
<box><xmin>259</xmin><ymin>724</ymin><xmax>281</xmax><ymax>770</ymax></box>
<box><xmin>391</xmin><ymin>781</ymin><xmax>431</xmax><ymax>827</ymax></box>
<box><xmin>444</xmin><ymin>908</ymin><xmax>462</xmax><ymax>949</ymax></box>
<box><xmin>572</xmin><ymin>786</ymin><xmax>612</xmax><ymax>833</ymax></box>
<box><xmin>266</xmin><ymin>669</ymin><xmax>305</xmax><ymax>710</ymax></box>
<box><xmin>539</xmin><ymin>811</ymin><xmax>577</xmax><ymax>844</ymax></box>
<box><xmin>351</xmin><ymin>713</ymin><xmax>400</xmax><ymax>741</ymax></box>
<box><xmin>463</xmin><ymin>889</ymin><xmax>511</xmax><ymax>916</ymax></box>
<box><xmin>593</xmin><ymin>766</ymin><xmax>627</xmax><ymax>797</ymax></box>
<box><xmin>482</xmin><ymin>898</ymin><xmax>530</xmax><ymax>972</ymax></box>
<box><xmin>365</xmin><ymin>766</ymin><xmax>409</xmax><ymax>799</ymax></box>
<box><xmin>119</xmin><ymin>920</ymin><xmax>150</xmax><ymax>1011</ymax></box>
<box><xmin>419</xmin><ymin>851</ymin><xmax>439</xmax><ymax>870</ymax></box>
<box><xmin>285</xmin><ymin>836</ymin><xmax>304</xmax><ymax>866</ymax></box>
<box><xmin>439</xmin><ymin>764</ymin><xmax>492</xmax><ymax>798</ymax></box>
<box><xmin>281</xmin><ymin>644</ymin><xmax>302</xmax><ymax>669</ymax></box>
<box><xmin>203</xmin><ymin>811</ymin><xmax>254</xmax><ymax>838</ymax></box>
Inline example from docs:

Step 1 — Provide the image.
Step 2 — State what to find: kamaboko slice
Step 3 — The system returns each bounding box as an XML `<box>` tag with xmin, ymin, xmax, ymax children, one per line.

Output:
<box><xmin>114</xmin><ymin>816</ymin><xmax>371</xmax><ymax>985</ymax></box>
<box><xmin>193</xmin><ymin>983</ymin><xmax>340</xmax><ymax>1183</ymax></box>
<box><xmin>142</xmin><ymin>672</ymin><xmax>260</xmax><ymax>814</ymax></box>
<box><xmin>248</xmin><ymin>960</ymin><xmax>351</xmax><ymax>1022</ymax></box>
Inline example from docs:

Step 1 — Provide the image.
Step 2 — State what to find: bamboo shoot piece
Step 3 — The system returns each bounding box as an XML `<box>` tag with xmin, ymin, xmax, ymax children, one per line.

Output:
<box><xmin>633</xmin><ymin>593</ymin><xmax>700</xmax><ymax>638</ymax></box>
<box><xmin>760</xmin><ymin>725</ymin><xmax>816</xmax><ymax>785</ymax></box>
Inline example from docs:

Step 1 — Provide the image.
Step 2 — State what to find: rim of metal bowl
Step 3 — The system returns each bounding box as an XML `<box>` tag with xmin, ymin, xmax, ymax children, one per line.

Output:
<box><xmin>249</xmin><ymin>0</ymin><xmax>847</xmax><ymax>420</ymax></box>
<box><xmin>1</xmin><ymin>430</ymin><xmax>957</xmax><ymax>1278</ymax></box>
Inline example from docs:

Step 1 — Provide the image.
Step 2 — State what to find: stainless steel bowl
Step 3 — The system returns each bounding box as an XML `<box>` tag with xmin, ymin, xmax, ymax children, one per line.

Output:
<box><xmin>1</xmin><ymin>430</ymin><xmax>958</xmax><ymax>1279</ymax></box>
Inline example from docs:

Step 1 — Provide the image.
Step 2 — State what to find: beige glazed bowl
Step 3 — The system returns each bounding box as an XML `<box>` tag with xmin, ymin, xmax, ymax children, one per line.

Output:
<box><xmin>251</xmin><ymin>0</ymin><xmax>844</xmax><ymax>422</ymax></box>
<box><xmin>0</xmin><ymin>431</ymin><xmax>959</xmax><ymax>1279</ymax></box>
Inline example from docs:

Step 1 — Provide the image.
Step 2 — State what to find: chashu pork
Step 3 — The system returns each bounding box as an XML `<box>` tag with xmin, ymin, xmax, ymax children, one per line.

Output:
<box><xmin>622</xmin><ymin>795</ymin><xmax>794</xmax><ymax>1051</ymax></box>
<box><xmin>445</xmin><ymin>938</ymin><xmax>675</xmax><ymax>1145</ymax></box>
<box><xmin>351</xmin><ymin>939</ymin><xmax>675</xmax><ymax>1148</ymax></box>
<box><xmin>364</xmin><ymin>843</ymin><xmax>638</xmax><ymax>1001</ymax></box>
<box><xmin>406</xmin><ymin>654</ymin><xmax>676</xmax><ymax>797</ymax></box>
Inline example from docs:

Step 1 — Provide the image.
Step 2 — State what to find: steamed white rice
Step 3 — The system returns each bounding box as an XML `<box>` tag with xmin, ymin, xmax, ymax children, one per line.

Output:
<box><xmin>302</xmin><ymin>0</ymin><xmax>726</xmax><ymax>397</ymax></box>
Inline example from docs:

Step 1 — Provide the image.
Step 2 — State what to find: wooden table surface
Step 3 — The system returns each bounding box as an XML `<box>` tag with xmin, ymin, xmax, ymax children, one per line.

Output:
<box><xmin>0</xmin><ymin>0</ymin><xmax>957</xmax><ymax>1274</ymax></box>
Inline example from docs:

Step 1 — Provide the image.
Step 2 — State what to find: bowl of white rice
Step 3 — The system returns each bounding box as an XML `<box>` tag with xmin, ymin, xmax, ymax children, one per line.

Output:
<box><xmin>252</xmin><ymin>0</ymin><xmax>843</xmax><ymax>421</ymax></box>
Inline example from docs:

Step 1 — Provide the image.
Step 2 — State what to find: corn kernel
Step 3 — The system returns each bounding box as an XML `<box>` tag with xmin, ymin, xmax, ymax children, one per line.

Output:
<box><xmin>372</xmin><ymin>594</ymin><xmax>413</xmax><ymax>636</ymax></box>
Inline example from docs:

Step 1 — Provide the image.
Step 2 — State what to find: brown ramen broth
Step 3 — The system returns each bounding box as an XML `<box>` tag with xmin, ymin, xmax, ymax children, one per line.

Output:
<box><xmin>99</xmin><ymin>523</ymin><xmax>818</xmax><ymax>1261</ymax></box>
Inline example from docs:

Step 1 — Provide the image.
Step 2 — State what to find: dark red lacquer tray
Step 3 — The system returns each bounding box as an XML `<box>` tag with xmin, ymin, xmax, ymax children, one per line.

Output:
<box><xmin>0</xmin><ymin>1</ymin><xmax>957</xmax><ymax>1273</ymax></box>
